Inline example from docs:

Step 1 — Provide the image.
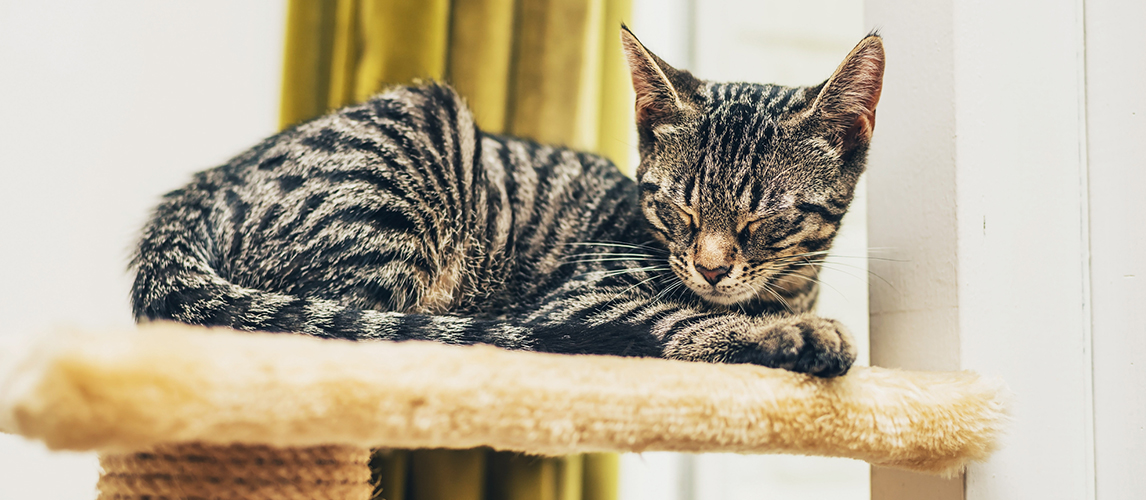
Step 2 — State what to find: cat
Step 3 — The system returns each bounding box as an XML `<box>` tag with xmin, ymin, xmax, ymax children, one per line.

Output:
<box><xmin>130</xmin><ymin>27</ymin><xmax>884</xmax><ymax>377</ymax></box>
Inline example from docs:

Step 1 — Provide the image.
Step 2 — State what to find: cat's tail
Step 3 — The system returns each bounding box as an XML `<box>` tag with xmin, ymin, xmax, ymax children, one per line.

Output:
<box><xmin>129</xmin><ymin>178</ymin><xmax>442</xmax><ymax>341</ymax></box>
<box><xmin>128</xmin><ymin>173</ymin><xmax>342</xmax><ymax>338</ymax></box>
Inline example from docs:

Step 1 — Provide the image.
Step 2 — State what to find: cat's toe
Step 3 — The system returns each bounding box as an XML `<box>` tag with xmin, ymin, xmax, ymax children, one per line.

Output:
<box><xmin>792</xmin><ymin>317</ymin><xmax>856</xmax><ymax>377</ymax></box>
<box><xmin>733</xmin><ymin>316</ymin><xmax>856</xmax><ymax>377</ymax></box>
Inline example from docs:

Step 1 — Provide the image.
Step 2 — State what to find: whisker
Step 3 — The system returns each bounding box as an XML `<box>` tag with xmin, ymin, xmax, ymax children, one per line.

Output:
<box><xmin>584</xmin><ymin>266</ymin><xmax>671</xmax><ymax>279</ymax></box>
<box><xmin>608</xmin><ymin>271</ymin><xmax>668</xmax><ymax>303</ymax></box>
<box><xmin>755</xmin><ymin>280</ymin><xmax>794</xmax><ymax>313</ymax></box>
<box><xmin>560</xmin><ymin>257</ymin><xmax>665</xmax><ymax>265</ymax></box>
<box><xmin>818</xmin><ymin>254</ymin><xmax>908</xmax><ymax>263</ymax></box>
<box><xmin>791</xmin><ymin>261</ymin><xmax>880</xmax><ymax>289</ymax></box>
<box><xmin>650</xmin><ymin>281</ymin><xmax>685</xmax><ymax>306</ymax></box>
<box><xmin>562</xmin><ymin>252</ymin><xmax>662</xmax><ymax>258</ymax></box>
<box><xmin>562</xmin><ymin>241</ymin><xmax>668</xmax><ymax>253</ymax></box>
<box><xmin>772</xmin><ymin>269</ymin><xmax>849</xmax><ymax>302</ymax></box>
<box><xmin>561</xmin><ymin>254</ymin><xmax>665</xmax><ymax>263</ymax></box>
<box><xmin>791</xmin><ymin>258</ymin><xmax>895</xmax><ymax>289</ymax></box>
<box><xmin>772</xmin><ymin>249</ymin><xmax>908</xmax><ymax>265</ymax></box>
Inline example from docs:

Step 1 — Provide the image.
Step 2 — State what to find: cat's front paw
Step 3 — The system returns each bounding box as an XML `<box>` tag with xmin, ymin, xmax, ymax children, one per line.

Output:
<box><xmin>729</xmin><ymin>315</ymin><xmax>857</xmax><ymax>377</ymax></box>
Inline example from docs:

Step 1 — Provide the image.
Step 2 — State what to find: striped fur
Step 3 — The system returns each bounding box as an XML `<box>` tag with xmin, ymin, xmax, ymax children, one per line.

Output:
<box><xmin>131</xmin><ymin>31</ymin><xmax>884</xmax><ymax>377</ymax></box>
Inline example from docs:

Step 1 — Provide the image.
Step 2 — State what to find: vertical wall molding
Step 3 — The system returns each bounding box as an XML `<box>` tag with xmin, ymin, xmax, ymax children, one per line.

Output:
<box><xmin>1073</xmin><ymin>0</ymin><xmax>1097</xmax><ymax>498</ymax></box>
<box><xmin>1083</xmin><ymin>0</ymin><xmax>1146</xmax><ymax>497</ymax></box>
<box><xmin>867</xmin><ymin>0</ymin><xmax>1099</xmax><ymax>498</ymax></box>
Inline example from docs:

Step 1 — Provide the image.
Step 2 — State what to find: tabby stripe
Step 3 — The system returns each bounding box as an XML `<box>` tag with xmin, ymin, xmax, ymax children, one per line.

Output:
<box><xmin>682</xmin><ymin>174</ymin><xmax>697</xmax><ymax>203</ymax></box>
<box><xmin>373</xmin><ymin>120</ymin><xmax>444</xmax><ymax>210</ymax></box>
<box><xmin>773</xmin><ymin>88</ymin><xmax>796</xmax><ymax>111</ymax></box>
<box><xmin>516</xmin><ymin>148</ymin><xmax>567</xmax><ymax>248</ymax></box>
<box><xmin>732</xmin><ymin>169</ymin><xmax>753</xmax><ymax>203</ymax></box>
<box><xmin>667</xmin><ymin>312</ymin><xmax>719</xmax><ymax>336</ymax></box>
<box><xmin>341</xmin><ymin>107</ymin><xmax>376</xmax><ymax>125</ymax></box>
<box><xmin>275</xmin><ymin>193</ymin><xmax>326</xmax><ymax>238</ymax></box>
<box><xmin>223</xmin><ymin>187</ymin><xmax>249</xmax><ymax>240</ymax></box>
<box><xmin>298</xmin><ymin>129</ymin><xmax>340</xmax><ymax>153</ymax></box>
<box><xmin>257</xmin><ymin>154</ymin><xmax>287</xmax><ymax>171</ymax></box>
<box><xmin>439</xmin><ymin>90</ymin><xmax>471</xmax><ymax>214</ymax></box>
<box><xmin>276</xmin><ymin>175</ymin><xmax>305</xmax><ymax>192</ymax></box>
<box><xmin>584</xmin><ymin>297</ymin><xmax>647</xmax><ymax>326</ymax></box>
<box><xmin>717</xmin><ymin>121</ymin><xmax>737</xmax><ymax>162</ymax></box>
<box><xmin>499</xmin><ymin>159</ymin><xmax>519</xmax><ymax>254</ymax></box>
<box><xmin>827</xmin><ymin>197</ymin><xmax>849</xmax><ymax>211</ymax></box>
<box><xmin>405</xmin><ymin>118</ymin><xmax>456</xmax><ymax>218</ymax></box>
<box><xmin>796</xmin><ymin>202</ymin><xmax>844</xmax><ymax>223</ymax></box>
<box><xmin>765</xmin><ymin>215</ymin><xmax>806</xmax><ymax>244</ymax></box>
<box><xmin>303</xmin><ymin>203</ymin><xmax>420</xmax><ymax>240</ymax></box>
<box><xmin>761</xmin><ymin>85</ymin><xmax>780</xmax><ymax>105</ymax></box>
<box><xmin>321</xmin><ymin>169</ymin><xmax>401</xmax><ymax>197</ymax></box>
<box><xmin>587</xmin><ymin>185</ymin><xmax>638</xmax><ymax>242</ymax></box>
<box><xmin>497</xmin><ymin>141</ymin><xmax>519</xmax><ymax>208</ymax></box>
<box><xmin>370</xmin><ymin>97</ymin><xmax>412</xmax><ymax>122</ymax></box>
<box><xmin>748</xmin><ymin>178</ymin><xmax>766</xmax><ymax>212</ymax></box>
<box><xmin>418</xmin><ymin>99</ymin><xmax>461</xmax><ymax>219</ymax></box>
<box><xmin>254</xmin><ymin>204</ymin><xmax>284</xmax><ymax>235</ymax></box>
<box><xmin>756</xmin><ymin>121</ymin><xmax>777</xmax><ymax>148</ymax></box>
<box><xmin>644</xmin><ymin>217</ymin><xmax>672</xmax><ymax>242</ymax></box>
<box><xmin>347</xmin><ymin>248</ymin><xmax>433</xmax><ymax>275</ymax></box>
<box><xmin>626</xmin><ymin>299</ymin><xmax>678</xmax><ymax>325</ymax></box>
<box><xmin>799</xmin><ymin>237</ymin><xmax>834</xmax><ymax>251</ymax></box>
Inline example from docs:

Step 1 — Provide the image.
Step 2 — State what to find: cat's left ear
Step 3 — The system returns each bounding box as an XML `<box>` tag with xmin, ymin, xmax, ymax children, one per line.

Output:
<box><xmin>810</xmin><ymin>35</ymin><xmax>885</xmax><ymax>153</ymax></box>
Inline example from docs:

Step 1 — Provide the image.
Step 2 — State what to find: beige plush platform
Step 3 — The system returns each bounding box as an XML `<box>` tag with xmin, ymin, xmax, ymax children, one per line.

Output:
<box><xmin>0</xmin><ymin>323</ymin><xmax>1008</xmax><ymax>477</ymax></box>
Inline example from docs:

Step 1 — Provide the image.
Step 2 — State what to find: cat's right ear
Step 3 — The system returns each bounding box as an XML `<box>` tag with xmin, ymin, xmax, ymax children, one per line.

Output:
<box><xmin>810</xmin><ymin>34</ymin><xmax>885</xmax><ymax>154</ymax></box>
<box><xmin>621</xmin><ymin>25</ymin><xmax>699</xmax><ymax>129</ymax></box>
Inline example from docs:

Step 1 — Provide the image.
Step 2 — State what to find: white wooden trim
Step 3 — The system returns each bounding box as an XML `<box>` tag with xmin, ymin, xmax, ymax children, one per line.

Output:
<box><xmin>1084</xmin><ymin>0</ymin><xmax>1146</xmax><ymax>496</ymax></box>
<box><xmin>866</xmin><ymin>0</ymin><xmax>1101</xmax><ymax>498</ymax></box>
<box><xmin>1074</xmin><ymin>0</ymin><xmax>1097</xmax><ymax>496</ymax></box>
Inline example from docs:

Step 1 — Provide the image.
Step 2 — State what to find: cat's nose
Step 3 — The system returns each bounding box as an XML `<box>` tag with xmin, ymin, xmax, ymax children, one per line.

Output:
<box><xmin>695</xmin><ymin>264</ymin><xmax>730</xmax><ymax>285</ymax></box>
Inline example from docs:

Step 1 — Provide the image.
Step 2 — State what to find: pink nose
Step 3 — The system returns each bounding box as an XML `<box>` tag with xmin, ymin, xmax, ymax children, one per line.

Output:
<box><xmin>695</xmin><ymin>264</ymin><xmax>730</xmax><ymax>285</ymax></box>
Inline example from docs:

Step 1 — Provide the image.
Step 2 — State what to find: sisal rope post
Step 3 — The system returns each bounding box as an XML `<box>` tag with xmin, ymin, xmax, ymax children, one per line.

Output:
<box><xmin>97</xmin><ymin>443</ymin><xmax>372</xmax><ymax>500</ymax></box>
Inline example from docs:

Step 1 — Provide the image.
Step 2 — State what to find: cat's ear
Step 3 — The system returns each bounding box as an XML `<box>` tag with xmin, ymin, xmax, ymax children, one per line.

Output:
<box><xmin>620</xmin><ymin>25</ymin><xmax>700</xmax><ymax>128</ymax></box>
<box><xmin>810</xmin><ymin>34</ymin><xmax>885</xmax><ymax>153</ymax></box>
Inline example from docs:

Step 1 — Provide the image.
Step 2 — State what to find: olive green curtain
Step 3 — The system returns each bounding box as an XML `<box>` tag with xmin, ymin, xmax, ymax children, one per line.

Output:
<box><xmin>279</xmin><ymin>2</ymin><xmax>631</xmax><ymax>499</ymax></box>
<box><xmin>281</xmin><ymin>0</ymin><xmax>635</xmax><ymax>175</ymax></box>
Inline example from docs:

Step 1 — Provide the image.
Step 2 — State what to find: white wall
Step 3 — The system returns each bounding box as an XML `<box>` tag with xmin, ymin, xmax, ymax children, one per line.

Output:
<box><xmin>866</xmin><ymin>0</ymin><xmax>1146</xmax><ymax>498</ymax></box>
<box><xmin>0</xmin><ymin>1</ymin><xmax>285</xmax><ymax>498</ymax></box>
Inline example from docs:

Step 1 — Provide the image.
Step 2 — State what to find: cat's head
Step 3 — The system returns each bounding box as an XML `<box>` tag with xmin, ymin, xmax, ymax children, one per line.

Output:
<box><xmin>622</xmin><ymin>26</ymin><xmax>884</xmax><ymax>307</ymax></box>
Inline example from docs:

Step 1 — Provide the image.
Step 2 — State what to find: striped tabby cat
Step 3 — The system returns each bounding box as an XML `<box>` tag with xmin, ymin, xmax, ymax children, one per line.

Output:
<box><xmin>131</xmin><ymin>28</ymin><xmax>884</xmax><ymax>377</ymax></box>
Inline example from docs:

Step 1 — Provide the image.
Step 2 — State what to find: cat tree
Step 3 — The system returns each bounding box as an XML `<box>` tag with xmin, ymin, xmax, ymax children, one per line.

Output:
<box><xmin>0</xmin><ymin>323</ymin><xmax>1008</xmax><ymax>499</ymax></box>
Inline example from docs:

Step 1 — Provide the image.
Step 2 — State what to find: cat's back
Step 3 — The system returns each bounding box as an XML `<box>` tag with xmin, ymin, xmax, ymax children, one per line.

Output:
<box><xmin>138</xmin><ymin>83</ymin><xmax>644</xmax><ymax>317</ymax></box>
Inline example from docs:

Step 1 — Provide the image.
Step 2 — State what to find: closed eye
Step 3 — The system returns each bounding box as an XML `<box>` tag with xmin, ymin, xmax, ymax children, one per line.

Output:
<box><xmin>655</xmin><ymin>199</ymin><xmax>696</xmax><ymax>228</ymax></box>
<box><xmin>675</xmin><ymin>204</ymin><xmax>697</xmax><ymax>229</ymax></box>
<box><xmin>737</xmin><ymin>217</ymin><xmax>766</xmax><ymax>238</ymax></box>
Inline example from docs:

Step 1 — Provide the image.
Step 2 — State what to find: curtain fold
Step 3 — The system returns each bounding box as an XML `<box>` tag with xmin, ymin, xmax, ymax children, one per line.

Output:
<box><xmin>281</xmin><ymin>0</ymin><xmax>634</xmax><ymax>174</ymax></box>
<box><xmin>280</xmin><ymin>2</ymin><xmax>633</xmax><ymax>499</ymax></box>
<box><xmin>447</xmin><ymin>0</ymin><xmax>518</xmax><ymax>133</ymax></box>
<box><xmin>280</xmin><ymin>0</ymin><xmax>338</xmax><ymax>128</ymax></box>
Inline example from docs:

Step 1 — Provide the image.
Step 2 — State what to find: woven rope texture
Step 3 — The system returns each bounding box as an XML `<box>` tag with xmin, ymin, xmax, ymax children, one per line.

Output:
<box><xmin>98</xmin><ymin>443</ymin><xmax>372</xmax><ymax>500</ymax></box>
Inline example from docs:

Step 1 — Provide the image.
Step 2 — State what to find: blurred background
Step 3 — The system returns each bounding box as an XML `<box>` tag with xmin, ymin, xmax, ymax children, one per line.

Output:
<box><xmin>0</xmin><ymin>0</ymin><xmax>870</xmax><ymax>498</ymax></box>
